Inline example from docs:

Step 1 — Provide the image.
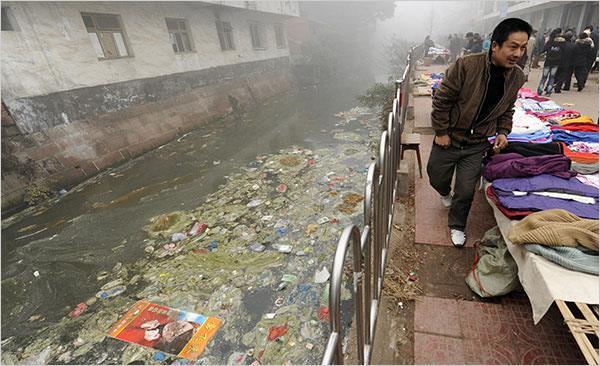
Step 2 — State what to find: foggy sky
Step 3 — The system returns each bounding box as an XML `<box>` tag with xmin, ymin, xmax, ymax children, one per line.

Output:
<box><xmin>376</xmin><ymin>1</ymin><xmax>480</xmax><ymax>46</ymax></box>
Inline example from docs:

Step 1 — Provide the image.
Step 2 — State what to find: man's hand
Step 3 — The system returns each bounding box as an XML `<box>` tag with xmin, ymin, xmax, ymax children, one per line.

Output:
<box><xmin>493</xmin><ymin>134</ymin><xmax>508</xmax><ymax>153</ymax></box>
<box><xmin>434</xmin><ymin>134</ymin><xmax>451</xmax><ymax>149</ymax></box>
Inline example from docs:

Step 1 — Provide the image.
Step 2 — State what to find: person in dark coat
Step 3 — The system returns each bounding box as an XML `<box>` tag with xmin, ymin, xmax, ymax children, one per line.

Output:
<box><xmin>468</xmin><ymin>33</ymin><xmax>483</xmax><ymax>53</ymax></box>
<box><xmin>572</xmin><ymin>32</ymin><xmax>595</xmax><ymax>91</ymax></box>
<box><xmin>532</xmin><ymin>29</ymin><xmax>547</xmax><ymax>68</ymax></box>
<box><xmin>584</xmin><ymin>25</ymin><xmax>599</xmax><ymax>71</ymax></box>
<box><xmin>537</xmin><ymin>28</ymin><xmax>565</xmax><ymax>96</ymax></box>
<box><xmin>554</xmin><ymin>30</ymin><xmax>575</xmax><ymax>93</ymax></box>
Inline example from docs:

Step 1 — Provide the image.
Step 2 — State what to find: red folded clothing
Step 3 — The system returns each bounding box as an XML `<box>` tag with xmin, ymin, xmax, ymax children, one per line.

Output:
<box><xmin>485</xmin><ymin>186</ymin><xmax>534</xmax><ymax>220</ymax></box>
<box><xmin>562</xmin><ymin>142</ymin><xmax>599</xmax><ymax>164</ymax></box>
<box><xmin>550</xmin><ymin>123</ymin><xmax>599</xmax><ymax>132</ymax></box>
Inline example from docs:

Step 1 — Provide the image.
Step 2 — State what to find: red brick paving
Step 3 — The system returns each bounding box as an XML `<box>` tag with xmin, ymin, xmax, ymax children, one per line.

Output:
<box><xmin>414</xmin><ymin>296</ymin><xmax>462</xmax><ymax>337</ymax></box>
<box><xmin>414</xmin><ymin>134</ymin><xmax>496</xmax><ymax>247</ymax></box>
<box><xmin>409</xmin><ymin>64</ymin><xmax>587</xmax><ymax>365</ymax></box>
<box><xmin>413</xmin><ymin>295</ymin><xmax>586</xmax><ymax>364</ymax></box>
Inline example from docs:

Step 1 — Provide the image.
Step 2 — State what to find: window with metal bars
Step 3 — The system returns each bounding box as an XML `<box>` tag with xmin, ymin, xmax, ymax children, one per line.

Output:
<box><xmin>166</xmin><ymin>18</ymin><xmax>194</xmax><ymax>53</ymax></box>
<box><xmin>81</xmin><ymin>13</ymin><xmax>131</xmax><ymax>59</ymax></box>
<box><xmin>216</xmin><ymin>20</ymin><xmax>235</xmax><ymax>51</ymax></box>
<box><xmin>1</xmin><ymin>7</ymin><xmax>17</xmax><ymax>31</ymax></box>
<box><xmin>249</xmin><ymin>22</ymin><xmax>266</xmax><ymax>49</ymax></box>
<box><xmin>274</xmin><ymin>23</ymin><xmax>286</xmax><ymax>48</ymax></box>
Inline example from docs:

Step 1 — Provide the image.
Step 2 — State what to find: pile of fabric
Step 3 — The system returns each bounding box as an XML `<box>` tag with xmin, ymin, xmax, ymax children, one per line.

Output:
<box><xmin>483</xmin><ymin>87</ymin><xmax>599</xmax><ymax>275</ymax></box>
<box><xmin>413</xmin><ymin>72</ymin><xmax>445</xmax><ymax>96</ymax></box>
<box><xmin>427</xmin><ymin>47</ymin><xmax>449</xmax><ymax>56</ymax></box>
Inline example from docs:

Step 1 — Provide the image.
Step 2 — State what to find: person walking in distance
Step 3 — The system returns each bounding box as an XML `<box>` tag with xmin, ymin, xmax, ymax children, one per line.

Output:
<box><xmin>572</xmin><ymin>32</ymin><xmax>595</xmax><ymax>91</ymax></box>
<box><xmin>537</xmin><ymin>28</ymin><xmax>565</xmax><ymax>96</ymax></box>
<box><xmin>427</xmin><ymin>18</ymin><xmax>531</xmax><ymax>247</ymax></box>
<box><xmin>554</xmin><ymin>30</ymin><xmax>575</xmax><ymax>93</ymax></box>
<box><xmin>523</xmin><ymin>29</ymin><xmax>537</xmax><ymax>81</ymax></box>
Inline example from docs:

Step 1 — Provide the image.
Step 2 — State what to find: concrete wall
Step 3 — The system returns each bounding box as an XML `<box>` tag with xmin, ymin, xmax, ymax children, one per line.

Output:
<box><xmin>1</xmin><ymin>2</ymin><xmax>296</xmax><ymax>211</ymax></box>
<box><xmin>202</xmin><ymin>0</ymin><xmax>299</xmax><ymax>17</ymax></box>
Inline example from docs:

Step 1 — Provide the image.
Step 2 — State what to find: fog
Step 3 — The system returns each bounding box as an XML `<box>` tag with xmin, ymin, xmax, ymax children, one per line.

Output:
<box><xmin>376</xmin><ymin>1</ymin><xmax>479</xmax><ymax>48</ymax></box>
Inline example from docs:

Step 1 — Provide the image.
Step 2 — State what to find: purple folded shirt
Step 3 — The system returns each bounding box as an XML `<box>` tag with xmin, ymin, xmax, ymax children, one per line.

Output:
<box><xmin>492</xmin><ymin>174</ymin><xmax>599</xmax><ymax>219</ymax></box>
<box><xmin>483</xmin><ymin>153</ymin><xmax>576</xmax><ymax>181</ymax></box>
<box><xmin>493</xmin><ymin>189</ymin><xmax>598</xmax><ymax>219</ymax></box>
<box><xmin>492</xmin><ymin>174</ymin><xmax>599</xmax><ymax>197</ymax></box>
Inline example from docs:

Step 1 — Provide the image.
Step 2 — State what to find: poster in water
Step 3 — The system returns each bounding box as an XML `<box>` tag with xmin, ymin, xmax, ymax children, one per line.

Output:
<box><xmin>108</xmin><ymin>300</ymin><xmax>222</xmax><ymax>360</ymax></box>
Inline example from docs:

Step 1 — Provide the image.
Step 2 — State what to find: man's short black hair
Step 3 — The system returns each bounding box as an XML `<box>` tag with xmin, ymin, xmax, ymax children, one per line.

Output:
<box><xmin>584</xmin><ymin>25</ymin><xmax>594</xmax><ymax>31</ymax></box>
<box><xmin>579</xmin><ymin>32</ymin><xmax>589</xmax><ymax>39</ymax></box>
<box><xmin>491</xmin><ymin>18</ymin><xmax>532</xmax><ymax>46</ymax></box>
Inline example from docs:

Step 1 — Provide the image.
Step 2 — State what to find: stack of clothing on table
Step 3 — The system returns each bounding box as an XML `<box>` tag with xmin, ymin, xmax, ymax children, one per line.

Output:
<box><xmin>484</xmin><ymin>152</ymin><xmax>599</xmax><ymax>220</ymax></box>
<box><xmin>483</xmin><ymin>88</ymin><xmax>599</xmax><ymax>275</ymax></box>
<box><xmin>509</xmin><ymin>209</ymin><xmax>598</xmax><ymax>275</ymax></box>
<box><xmin>493</xmin><ymin>88</ymin><xmax>599</xmax><ymax>174</ymax></box>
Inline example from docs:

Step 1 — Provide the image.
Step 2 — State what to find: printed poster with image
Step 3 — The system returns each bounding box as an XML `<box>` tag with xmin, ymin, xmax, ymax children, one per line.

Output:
<box><xmin>108</xmin><ymin>300</ymin><xmax>222</xmax><ymax>360</ymax></box>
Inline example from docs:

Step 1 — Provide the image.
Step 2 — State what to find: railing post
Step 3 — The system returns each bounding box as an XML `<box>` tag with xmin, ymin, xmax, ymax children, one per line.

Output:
<box><xmin>321</xmin><ymin>225</ymin><xmax>364</xmax><ymax>365</ymax></box>
<box><xmin>323</xmin><ymin>43</ymin><xmax>417</xmax><ymax>366</ymax></box>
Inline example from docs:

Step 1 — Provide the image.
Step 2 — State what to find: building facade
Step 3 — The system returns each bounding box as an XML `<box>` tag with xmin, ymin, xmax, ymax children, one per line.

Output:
<box><xmin>1</xmin><ymin>1</ymin><xmax>298</xmax><ymax>210</ymax></box>
<box><xmin>473</xmin><ymin>1</ymin><xmax>598</xmax><ymax>35</ymax></box>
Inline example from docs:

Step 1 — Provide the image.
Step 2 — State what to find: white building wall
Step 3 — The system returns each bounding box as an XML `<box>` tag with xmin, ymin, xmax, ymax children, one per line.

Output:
<box><xmin>202</xmin><ymin>0</ymin><xmax>300</xmax><ymax>17</ymax></box>
<box><xmin>1</xmin><ymin>1</ymin><xmax>293</xmax><ymax>99</ymax></box>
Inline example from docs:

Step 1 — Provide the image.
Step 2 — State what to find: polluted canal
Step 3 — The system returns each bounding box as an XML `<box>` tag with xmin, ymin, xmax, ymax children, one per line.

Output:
<box><xmin>1</xmin><ymin>79</ymin><xmax>382</xmax><ymax>364</ymax></box>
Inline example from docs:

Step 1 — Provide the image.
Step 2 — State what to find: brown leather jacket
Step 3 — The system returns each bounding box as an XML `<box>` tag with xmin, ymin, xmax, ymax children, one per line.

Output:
<box><xmin>431</xmin><ymin>52</ymin><xmax>525</xmax><ymax>147</ymax></box>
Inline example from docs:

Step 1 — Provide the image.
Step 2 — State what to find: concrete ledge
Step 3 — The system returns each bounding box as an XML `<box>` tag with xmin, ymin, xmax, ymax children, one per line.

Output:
<box><xmin>396</xmin><ymin>160</ymin><xmax>410</xmax><ymax>197</ymax></box>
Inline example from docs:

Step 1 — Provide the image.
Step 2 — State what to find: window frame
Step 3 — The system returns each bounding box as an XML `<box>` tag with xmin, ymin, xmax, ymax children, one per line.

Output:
<box><xmin>81</xmin><ymin>12</ymin><xmax>133</xmax><ymax>60</ymax></box>
<box><xmin>248</xmin><ymin>21</ymin><xmax>266</xmax><ymax>50</ymax></box>
<box><xmin>165</xmin><ymin>17</ymin><xmax>195</xmax><ymax>54</ymax></box>
<box><xmin>274</xmin><ymin>23</ymin><xmax>286</xmax><ymax>49</ymax></box>
<box><xmin>1</xmin><ymin>7</ymin><xmax>18</xmax><ymax>31</ymax></box>
<box><xmin>216</xmin><ymin>20</ymin><xmax>235</xmax><ymax>51</ymax></box>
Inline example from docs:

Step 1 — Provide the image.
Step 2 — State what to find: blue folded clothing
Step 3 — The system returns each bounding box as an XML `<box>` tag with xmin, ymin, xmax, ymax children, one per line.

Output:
<box><xmin>551</xmin><ymin>130</ymin><xmax>600</xmax><ymax>145</ymax></box>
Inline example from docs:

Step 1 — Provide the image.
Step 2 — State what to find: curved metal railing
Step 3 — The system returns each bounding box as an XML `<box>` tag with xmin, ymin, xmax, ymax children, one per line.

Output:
<box><xmin>322</xmin><ymin>46</ymin><xmax>416</xmax><ymax>365</ymax></box>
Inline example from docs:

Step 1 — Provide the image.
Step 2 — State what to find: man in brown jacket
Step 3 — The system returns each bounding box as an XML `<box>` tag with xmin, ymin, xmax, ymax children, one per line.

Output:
<box><xmin>427</xmin><ymin>18</ymin><xmax>532</xmax><ymax>247</ymax></box>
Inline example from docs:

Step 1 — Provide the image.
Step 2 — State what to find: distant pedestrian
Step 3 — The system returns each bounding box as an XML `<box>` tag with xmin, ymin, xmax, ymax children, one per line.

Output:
<box><xmin>482</xmin><ymin>33</ymin><xmax>492</xmax><ymax>53</ymax></box>
<box><xmin>572</xmin><ymin>32</ymin><xmax>595</xmax><ymax>91</ymax></box>
<box><xmin>537</xmin><ymin>28</ymin><xmax>565</xmax><ymax>96</ymax></box>
<box><xmin>522</xmin><ymin>29</ymin><xmax>537</xmax><ymax>80</ymax></box>
<box><xmin>532</xmin><ymin>30</ymin><xmax>546</xmax><ymax>68</ymax></box>
<box><xmin>463</xmin><ymin>32</ymin><xmax>474</xmax><ymax>55</ymax></box>
<box><xmin>467</xmin><ymin>33</ymin><xmax>483</xmax><ymax>54</ymax></box>
<box><xmin>554</xmin><ymin>30</ymin><xmax>575</xmax><ymax>92</ymax></box>
<box><xmin>449</xmin><ymin>33</ymin><xmax>462</xmax><ymax>62</ymax></box>
<box><xmin>423</xmin><ymin>35</ymin><xmax>435</xmax><ymax>57</ymax></box>
<box><xmin>583</xmin><ymin>25</ymin><xmax>599</xmax><ymax>72</ymax></box>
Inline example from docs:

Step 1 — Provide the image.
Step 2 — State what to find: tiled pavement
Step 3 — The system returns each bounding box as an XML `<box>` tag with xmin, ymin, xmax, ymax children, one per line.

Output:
<box><xmin>409</xmin><ymin>65</ymin><xmax>586</xmax><ymax>364</ymax></box>
<box><xmin>414</xmin><ymin>295</ymin><xmax>585</xmax><ymax>364</ymax></box>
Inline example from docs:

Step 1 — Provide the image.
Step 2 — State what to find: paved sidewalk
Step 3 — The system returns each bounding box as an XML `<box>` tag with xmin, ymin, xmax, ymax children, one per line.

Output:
<box><xmin>407</xmin><ymin>63</ymin><xmax>590</xmax><ymax>364</ymax></box>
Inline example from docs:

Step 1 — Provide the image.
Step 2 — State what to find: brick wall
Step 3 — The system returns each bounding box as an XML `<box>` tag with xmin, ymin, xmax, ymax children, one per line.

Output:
<box><xmin>1</xmin><ymin>58</ymin><xmax>294</xmax><ymax>212</ymax></box>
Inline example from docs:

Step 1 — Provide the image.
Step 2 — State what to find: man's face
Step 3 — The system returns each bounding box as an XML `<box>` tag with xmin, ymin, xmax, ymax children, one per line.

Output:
<box><xmin>491</xmin><ymin>31</ymin><xmax>529</xmax><ymax>68</ymax></box>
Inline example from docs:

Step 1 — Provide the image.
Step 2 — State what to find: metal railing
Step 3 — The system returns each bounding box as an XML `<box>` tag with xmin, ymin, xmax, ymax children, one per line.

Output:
<box><xmin>322</xmin><ymin>46</ymin><xmax>417</xmax><ymax>365</ymax></box>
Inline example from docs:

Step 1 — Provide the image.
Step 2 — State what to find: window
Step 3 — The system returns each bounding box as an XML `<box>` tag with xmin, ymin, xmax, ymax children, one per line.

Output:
<box><xmin>244</xmin><ymin>1</ymin><xmax>258</xmax><ymax>10</ymax></box>
<box><xmin>216</xmin><ymin>20</ymin><xmax>235</xmax><ymax>51</ymax></box>
<box><xmin>274</xmin><ymin>23</ymin><xmax>286</xmax><ymax>48</ymax></box>
<box><xmin>1</xmin><ymin>7</ymin><xmax>17</xmax><ymax>31</ymax></box>
<box><xmin>166</xmin><ymin>18</ymin><xmax>194</xmax><ymax>53</ymax></box>
<box><xmin>249</xmin><ymin>22</ymin><xmax>266</xmax><ymax>49</ymax></box>
<box><xmin>81</xmin><ymin>13</ymin><xmax>131</xmax><ymax>59</ymax></box>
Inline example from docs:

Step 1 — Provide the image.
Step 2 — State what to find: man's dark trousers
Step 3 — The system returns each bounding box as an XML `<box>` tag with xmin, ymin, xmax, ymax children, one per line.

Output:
<box><xmin>426</xmin><ymin>141</ymin><xmax>489</xmax><ymax>230</ymax></box>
